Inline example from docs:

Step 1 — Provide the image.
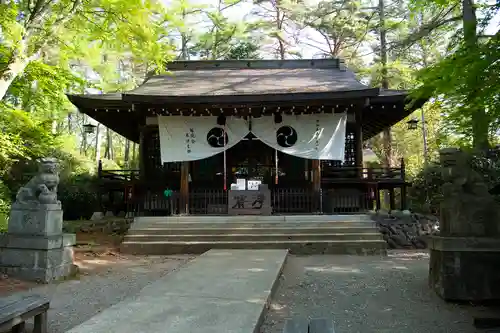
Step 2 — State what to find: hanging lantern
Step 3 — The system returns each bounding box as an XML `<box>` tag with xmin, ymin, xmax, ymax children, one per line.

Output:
<box><xmin>83</xmin><ymin>123</ymin><xmax>97</xmax><ymax>134</ymax></box>
<box><xmin>406</xmin><ymin>118</ymin><xmax>419</xmax><ymax>130</ymax></box>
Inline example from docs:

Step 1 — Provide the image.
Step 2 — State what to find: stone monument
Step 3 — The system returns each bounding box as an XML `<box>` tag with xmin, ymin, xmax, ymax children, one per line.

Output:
<box><xmin>228</xmin><ymin>184</ymin><xmax>272</xmax><ymax>215</ymax></box>
<box><xmin>0</xmin><ymin>158</ymin><xmax>76</xmax><ymax>283</ymax></box>
<box><xmin>428</xmin><ymin>148</ymin><xmax>500</xmax><ymax>301</ymax></box>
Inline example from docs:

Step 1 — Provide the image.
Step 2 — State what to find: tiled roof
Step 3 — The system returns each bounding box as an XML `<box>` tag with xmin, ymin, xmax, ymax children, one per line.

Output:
<box><xmin>126</xmin><ymin>68</ymin><xmax>369</xmax><ymax>97</ymax></box>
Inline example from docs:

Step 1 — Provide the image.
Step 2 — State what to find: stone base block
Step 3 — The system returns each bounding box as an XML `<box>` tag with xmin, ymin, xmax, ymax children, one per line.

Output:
<box><xmin>0</xmin><ymin>233</ymin><xmax>75</xmax><ymax>249</ymax></box>
<box><xmin>429</xmin><ymin>236</ymin><xmax>500</xmax><ymax>301</ymax></box>
<box><xmin>0</xmin><ymin>233</ymin><xmax>76</xmax><ymax>283</ymax></box>
<box><xmin>8</xmin><ymin>205</ymin><xmax>63</xmax><ymax>236</ymax></box>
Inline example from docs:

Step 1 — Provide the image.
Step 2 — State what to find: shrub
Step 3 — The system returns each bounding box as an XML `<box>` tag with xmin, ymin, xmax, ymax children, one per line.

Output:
<box><xmin>408</xmin><ymin>163</ymin><xmax>443</xmax><ymax>215</ymax></box>
<box><xmin>58</xmin><ymin>173</ymin><xmax>100</xmax><ymax>220</ymax></box>
<box><xmin>408</xmin><ymin>149</ymin><xmax>500</xmax><ymax>215</ymax></box>
<box><xmin>0</xmin><ymin>180</ymin><xmax>11</xmax><ymax>232</ymax></box>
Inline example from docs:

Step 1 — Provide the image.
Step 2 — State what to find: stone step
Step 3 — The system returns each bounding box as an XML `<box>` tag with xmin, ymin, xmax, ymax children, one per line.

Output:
<box><xmin>132</xmin><ymin>214</ymin><xmax>372</xmax><ymax>225</ymax></box>
<box><xmin>124</xmin><ymin>233</ymin><xmax>383</xmax><ymax>242</ymax></box>
<box><xmin>127</xmin><ymin>226</ymin><xmax>379</xmax><ymax>235</ymax></box>
<box><xmin>120</xmin><ymin>239</ymin><xmax>387</xmax><ymax>255</ymax></box>
<box><xmin>140</xmin><ymin>221</ymin><xmax>376</xmax><ymax>230</ymax></box>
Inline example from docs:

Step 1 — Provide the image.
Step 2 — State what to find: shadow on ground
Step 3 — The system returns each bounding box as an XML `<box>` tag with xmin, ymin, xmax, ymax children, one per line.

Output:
<box><xmin>261</xmin><ymin>250</ymin><xmax>500</xmax><ymax>333</ymax></box>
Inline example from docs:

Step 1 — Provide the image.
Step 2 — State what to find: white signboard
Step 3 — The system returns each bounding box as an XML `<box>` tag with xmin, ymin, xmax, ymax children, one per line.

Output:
<box><xmin>237</xmin><ymin>178</ymin><xmax>246</xmax><ymax>190</ymax></box>
<box><xmin>247</xmin><ymin>180</ymin><xmax>262</xmax><ymax>191</ymax></box>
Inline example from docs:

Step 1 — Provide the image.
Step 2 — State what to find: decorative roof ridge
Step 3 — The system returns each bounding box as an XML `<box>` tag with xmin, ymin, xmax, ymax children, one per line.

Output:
<box><xmin>146</xmin><ymin>58</ymin><xmax>346</xmax><ymax>75</ymax></box>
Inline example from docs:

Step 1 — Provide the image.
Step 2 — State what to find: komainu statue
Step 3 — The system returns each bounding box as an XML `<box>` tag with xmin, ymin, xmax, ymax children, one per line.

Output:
<box><xmin>440</xmin><ymin>148</ymin><xmax>500</xmax><ymax>237</ymax></box>
<box><xmin>15</xmin><ymin>158</ymin><xmax>60</xmax><ymax>205</ymax></box>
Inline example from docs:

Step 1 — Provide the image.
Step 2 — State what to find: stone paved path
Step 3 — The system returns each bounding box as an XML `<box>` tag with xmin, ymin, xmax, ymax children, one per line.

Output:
<box><xmin>67</xmin><ymin>249</ymin><xmax>287</xmax><ymax>333</ymax></box>
<box><xmin>260</xmin><ymin>251</ymin><xmax>499</xmax><ymax>333</ymax></box>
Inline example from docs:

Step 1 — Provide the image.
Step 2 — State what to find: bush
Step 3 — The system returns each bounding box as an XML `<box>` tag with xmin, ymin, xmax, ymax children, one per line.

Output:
<box><xmin>408</xmin><ymin>163</ymin><xmax>443</xmax><ymax>215</ymax></box>
<box><xmin>59</xmin><ymin>173</ymin><xmax>100</xmax><ymax>220</ymax></box>
<box><xmin>1</xmin><ymin>146</ymin><xmax>101</xmax><ymax>221</ymax></box>
<box><xmin>0</xmin><ymin>181</ymin><xmax>11</xmax><ymax>232</ymax></box>
<box><xmin>408</xmin><ymin>150</ymin><xmax>500</xmax><ymax>215</ymax></box>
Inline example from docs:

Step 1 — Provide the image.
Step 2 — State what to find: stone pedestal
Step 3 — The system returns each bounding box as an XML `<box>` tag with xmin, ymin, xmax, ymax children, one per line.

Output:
<box><xmin>429</xmin><ymin>236</ymin><xmax>500</xmax><ymax>301</ymax></box>
<box><xmin>428</xmin><ymin>148</ymin><xmax>500</xmax><ymax>301</ymax></box>
<box><xmin>0</xmin><ymin>203</ymin><xmax>76</xmax><ymax>283</ymax></box>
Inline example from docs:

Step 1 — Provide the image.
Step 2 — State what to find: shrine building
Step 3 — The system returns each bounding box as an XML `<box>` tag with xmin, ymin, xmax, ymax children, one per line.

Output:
<box><xmin>68</xmin><ymin>59</ymin><xmax>424</xmax><ymax>216</ymax></box>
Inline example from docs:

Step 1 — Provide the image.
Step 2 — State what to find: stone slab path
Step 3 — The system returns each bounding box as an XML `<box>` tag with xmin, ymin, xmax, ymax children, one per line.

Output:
<box><xmin>67</xmin><ymin>249</ymin><xmax>287</xmax><ymax>333</ymax></box>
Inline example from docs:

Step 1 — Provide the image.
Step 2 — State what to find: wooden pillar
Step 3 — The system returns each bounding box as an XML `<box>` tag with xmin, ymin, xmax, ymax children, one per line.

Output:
<box><xmin>312</xmin><ymin>160</ymin><xmax>321</xmax><ymax>191</ymax></box>
<box><xmin>389</xmin><ymin>188</ymin><xmax>396</xmax><ymax>210</ymax></box>
<box><xmin>400</xmin><ymin>157</ymin><xmax>407</xmax><ymax>210</ymax></box>
<box><xmin>375</xmin><ymin>187</ymin><xmax>381</xmax><ymax>211</ymax></box>
<box><xmin>138</xmin><ymin>126</ymin><xmax>146</xmax><ymax>181</ymax></box>
<box><xmin>355</xmin><ymin>108</ymin><xmax>363</xmax><ymax>178</ymax></box>
<box><xmin>97</xmin><ymin>160</ymin><xmax>103</xmax><ymax>212</ymax></box>
<box><xmin>180</xmin><ymin>161</ymin><xmax>189</xmax><ymax>214</ymax></box>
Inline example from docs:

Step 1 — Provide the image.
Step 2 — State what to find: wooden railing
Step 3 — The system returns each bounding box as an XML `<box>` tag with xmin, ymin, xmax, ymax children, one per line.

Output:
<box><xmin>124</xmin><ymin>187</ymin><xmax>379</xmax><ymax>216</ymax></box>
<box><xmin>99</xmin><ymin>169</ymin><xmax>140</xmax><ymax>182</ymax></box>
<box><xmin>272</xmin><ymin>188</ymin><xmax>321</xmax><ymax>214</ymax></box>
<box><xmin>127</xmin><ymin>189</ymin><xmax>229</xmax><ymax>216</ymax></box>
<box><xmin>98</xmin><ymin>166</ymin><xmax>405</xmax><ymax>183</ymax></box>
<box><xmin>97</xmin><ymin>160</ymin><xmax>140</xmax><ymax>182</ymax></box>
<box><xmin>322</xmin><ymin>166</ymin><xmax>404</xmax><ymax>180</ymax></box>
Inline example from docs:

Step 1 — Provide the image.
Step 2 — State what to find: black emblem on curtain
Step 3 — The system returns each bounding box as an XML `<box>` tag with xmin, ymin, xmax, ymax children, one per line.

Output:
<box><xmin>207</xmin><ymin>127</ymin><xmax>228</xmax><ymax>148</ymax></box>
<box><xmin>276</xmin><ymin>126</ymin><xmax>298</xmax><ymax>147</ymax></box>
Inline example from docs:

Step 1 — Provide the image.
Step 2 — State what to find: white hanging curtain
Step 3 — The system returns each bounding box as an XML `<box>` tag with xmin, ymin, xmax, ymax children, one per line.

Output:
<box><xmin>251</xmin><ymin>113</ymin><xmax>347</xmax><ymax>161</ymax></box>
<box><xmin>158</xmin><ymin>116</ymin><xmax>249</xmax><ymax>163</ymax></box>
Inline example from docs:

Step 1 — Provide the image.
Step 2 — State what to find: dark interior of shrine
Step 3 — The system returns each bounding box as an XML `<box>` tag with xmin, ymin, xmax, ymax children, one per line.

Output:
<box><xmin>141</xmin><ymin>124</ymin><xmax>361</xmax><ymax>192</ymax></box>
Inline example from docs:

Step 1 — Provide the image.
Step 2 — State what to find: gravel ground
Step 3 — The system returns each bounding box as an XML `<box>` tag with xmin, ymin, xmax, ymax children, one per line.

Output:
<box><xmin>260</xmin><ymin>251</ymin><xmax>499</xmax><ymax>333</ymax></box>
<box><xmin>11</xmin><ymin>255</ymin><xmax>194</xmax><ymax>333</ymax></box>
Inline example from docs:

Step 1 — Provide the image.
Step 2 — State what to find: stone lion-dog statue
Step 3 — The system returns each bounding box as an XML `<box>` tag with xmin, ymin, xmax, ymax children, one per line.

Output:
<box><xmin>16</xmin><ymin>157</ymin><xmax>60</xmax><ymax>205</ymax></box>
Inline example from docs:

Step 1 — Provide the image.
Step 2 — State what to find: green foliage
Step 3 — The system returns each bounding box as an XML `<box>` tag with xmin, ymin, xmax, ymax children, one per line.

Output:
<box><xmin>409</xmin><ymin>150</ymin><xmax>500</xmax><ymax>215</ymax></box>
<box><xmin>58</xmin><ymin>173</ymin><xmax>99</xmax><ymax>220</ymax></box>
<box><xmin>408</xmin><ymin>163</ymin><xmax>443</xmax><ymax>214</ymax></box>
<box><xmin>190</xmin><ymin>0</ymin><xmax>253</xmax><ymax>59</ymax></box>
<box><xmin>0</xmin><ymin>181</ymin><xmax>10</xmax><ymax>233</ymax></box>
<box><xmin>224</xmin><ymin>41</ymin><xmax>262</xmax><ymax>59</ymax></box>
<box><xmin>0</xmin><ymin>0</ymin><xmax>178</xmax><ymax>102</ymax></box>
<box><xmin>415</xmin><ymin>33</ymin><xmax>500</xmax><ymax>146</ymax></box>
<box><xmin>292</xmin><ymin>0</ymin><xmax>374</xmax><ymax>62</ymax></box>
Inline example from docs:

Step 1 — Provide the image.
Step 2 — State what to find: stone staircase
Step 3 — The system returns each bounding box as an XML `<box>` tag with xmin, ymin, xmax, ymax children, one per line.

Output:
<box><xmin>120</xmin><ymin>215</ymin><xmax>386</xmax><ymax>255</ymax></box>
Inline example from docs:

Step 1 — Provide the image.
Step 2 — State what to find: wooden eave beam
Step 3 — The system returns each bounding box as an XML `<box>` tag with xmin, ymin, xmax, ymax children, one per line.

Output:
<box><xmin>121</xmin><ymin>88</ymin><xmax>380</xmax><ymax>105</ymax></box>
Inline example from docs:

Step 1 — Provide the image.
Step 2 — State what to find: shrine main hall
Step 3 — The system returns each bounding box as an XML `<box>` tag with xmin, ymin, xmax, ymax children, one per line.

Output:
<box><xmin>68</xmin><ymin>58</ymin><xmax>423</xmax><ymax>216</ymax></box>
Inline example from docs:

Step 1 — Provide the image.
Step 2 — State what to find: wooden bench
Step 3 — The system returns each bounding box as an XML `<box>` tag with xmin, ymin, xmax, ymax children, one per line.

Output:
<box><xmin>283</xmin><ymin>318</ymin><xmax>335</xmax><ymax>333</ymax></box>
<box><xmin>0</xmin><ymin>294</ymin><xmax>49</xmax><ymax>333</ymax></box>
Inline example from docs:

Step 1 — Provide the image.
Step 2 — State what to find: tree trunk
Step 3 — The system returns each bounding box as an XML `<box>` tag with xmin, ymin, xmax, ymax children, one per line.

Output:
<box><xmin>80</xmin><ymin>114</ymin><xmax>87</xmax><ymax>155</ymax></box>
<box><xmin>67</xmin><ymin>113</ymin><xmax>73</xmax><ymax>132</ymax></box>
<box><xmin>276</xmin><ymin>9</ymin><xmax>286</xmax><ymax>60</ymax></box>
<box><xmin>463</xmin><ymin>0</ymin><xmax>489</xmax><ymax>151</ymax></box>
<box><xmin>132</xmin><ymin>142</ymin><xmax>137</xmax><ymax>168</ymax></box>
<box><xmin>124</xmin><ymin>139</ymin><xmax>130</xmax><ymax>167</ymax></box>
<box><xmin>95</xmin><ymin>123</ymin><xmax>101</xmax><ymax>164</ymax></box>
<box><xmin>105</xmin><ymin>128</ymin><xmax>114</xmax><ymax>160</ymax></box>
<box><xmin>0</xmin><ymin>53</ymin><xmax>30</xmax><ymax>101</ymax></box>
<box><xmin>379</xmin><ymin>0</ymin><xmax>392</xmax><ymax>209</ymax></box>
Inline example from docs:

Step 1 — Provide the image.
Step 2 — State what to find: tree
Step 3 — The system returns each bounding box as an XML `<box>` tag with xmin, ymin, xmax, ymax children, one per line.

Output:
<box><xmin>224</xmin><ymin>41</ymin><xmax>262</xmax><ymax>59</ymax></box>
<box><xmin>292</xmin><ymin>0</ymin><xmax>375</xmax><ymax>68</ymax></box>
<box><xmin>411</xmin><ymin>0</ymin><xmax>499</xmax><ymax>150</ymax></box>
<box><xmin>190</xmin><ymin>0</ymin><xmax>253</xmax><ymax>60</ymax></box>
<box><xmin>0</xmin><ymin>0</ymin><xmax>176</xmax><ymax>101</ymax></box>
<box><xmin>251</xmin><ymin>0</ymin><xmax>301</xmax><ymax>59</ymax></box>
